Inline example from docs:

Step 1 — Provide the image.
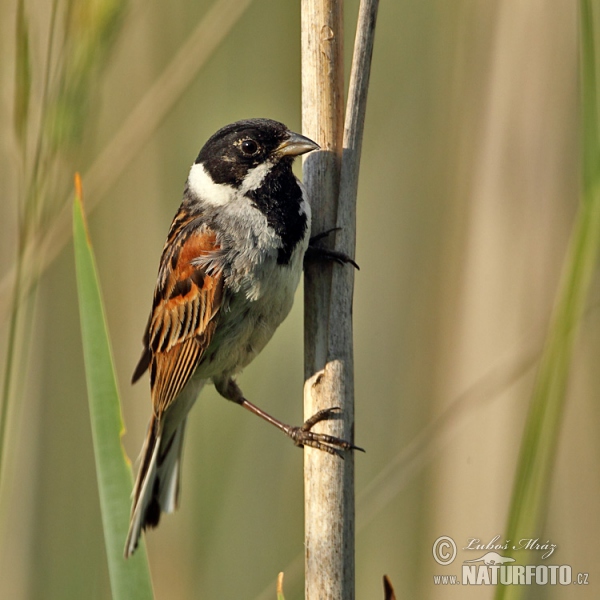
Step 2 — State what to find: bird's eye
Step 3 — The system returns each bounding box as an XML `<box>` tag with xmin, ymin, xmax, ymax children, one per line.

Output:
<box><xmin>241</xmin><ymin>139</ymin><xmax>259</xmax><ymax>155</ymax></box>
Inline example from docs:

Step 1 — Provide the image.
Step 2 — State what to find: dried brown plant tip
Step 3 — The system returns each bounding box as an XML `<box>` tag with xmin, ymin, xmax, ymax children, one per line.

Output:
<box><xmin>383</xmin><ymin>575</ymin><xmax>396</xmax><ymax>600</ymax></box>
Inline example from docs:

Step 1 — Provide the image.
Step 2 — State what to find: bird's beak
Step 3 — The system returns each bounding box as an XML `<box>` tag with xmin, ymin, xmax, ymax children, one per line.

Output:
<box><xmin>276</xmin><ymin>131</ymin><xmax>320</xmax><ymax>157</ymax></box>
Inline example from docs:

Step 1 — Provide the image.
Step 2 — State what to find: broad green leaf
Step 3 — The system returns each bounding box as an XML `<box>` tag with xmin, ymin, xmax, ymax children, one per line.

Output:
<box><xmin>73</xmin><ymin>175</ymin><xmax>154</xmax><ymax>599</ymax></box>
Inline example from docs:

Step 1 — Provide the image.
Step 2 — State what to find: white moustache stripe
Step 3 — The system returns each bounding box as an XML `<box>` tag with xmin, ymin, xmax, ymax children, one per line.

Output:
<box><xmin>187</xmin><ymin>162</ymin><xmax>274</xmax><ymax>206</ymax></box>
<box><xmin>240</xmin><ymin>162</ymin><xmax>273</xmax><ymax>194</ymax></box>
<box><xmin>187</xmin><ymin>163</ymin><xmax>234</xmax><ymax>206</ymax></box>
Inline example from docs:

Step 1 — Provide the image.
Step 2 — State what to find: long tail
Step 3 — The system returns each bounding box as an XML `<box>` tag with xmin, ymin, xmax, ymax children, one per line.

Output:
<box><xmin>124</xmin><ymin>415</ymin><xmax>188</xmax><ymax>558</ymax></box>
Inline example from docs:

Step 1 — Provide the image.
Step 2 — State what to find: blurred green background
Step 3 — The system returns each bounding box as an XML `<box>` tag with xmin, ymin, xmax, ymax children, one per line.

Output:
<box><xmin>1</xmin><ymin>0</ymin><xmax>599</xmax><ymax>598</ymax></box>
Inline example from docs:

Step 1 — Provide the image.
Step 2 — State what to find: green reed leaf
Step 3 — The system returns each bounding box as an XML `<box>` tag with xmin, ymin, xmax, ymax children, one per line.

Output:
<box><xmin>73</xmin><ymin>175</ymin><xmax>154</xmax><ymax>599</ymax></box>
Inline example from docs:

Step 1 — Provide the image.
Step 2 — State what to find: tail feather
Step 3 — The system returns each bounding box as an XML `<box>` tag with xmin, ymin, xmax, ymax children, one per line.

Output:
<box><xmin>156</xmin><ymin>418</ymin><xmax>187</xmax><ymax>513</ymax></box>
<box><xmin>124</xmin><ymin>417</ymin><xmax>187</xmax><ymax>558</ymax></box>
<box><xmin>125</xmin><ymin>378</ymin><xmax>204</xmax><ymax>558</ymax></box>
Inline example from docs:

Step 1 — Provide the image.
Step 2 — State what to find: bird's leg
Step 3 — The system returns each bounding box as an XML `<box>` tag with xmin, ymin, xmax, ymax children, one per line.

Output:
<box><xmin>214</xmin><ymin>378</ymin><xmax>364</xmax><ymax>456</ymax></box>
<box><xmin>304</xmin><ymin>227</ymin><xmax>359</xmax><ymax>270</ymax></box>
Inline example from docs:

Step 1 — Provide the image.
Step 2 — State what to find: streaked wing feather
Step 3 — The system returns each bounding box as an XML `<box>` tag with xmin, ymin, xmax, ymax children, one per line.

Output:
<box><xmin>153</xmin><ymin>338</ymin><xmax>202</xmax><ymax>414</ymax></box>
<box><xmin>134</xmin><ymin>210</ymin><xmax>223</xmax><ymax>416</ymax></box>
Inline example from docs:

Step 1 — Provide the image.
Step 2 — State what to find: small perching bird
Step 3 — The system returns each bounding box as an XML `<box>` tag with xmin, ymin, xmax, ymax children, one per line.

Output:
<box><xmin>124</xmin><ymin>119</ymin><xmax>360</xmax><ymax>558</ymax></box>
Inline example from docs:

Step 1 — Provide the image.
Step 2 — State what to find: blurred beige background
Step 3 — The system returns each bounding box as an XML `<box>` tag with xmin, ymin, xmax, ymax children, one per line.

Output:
<box><xmin>0</xmin><ymin>0</ymin><xmax>598</xmax><ymax>598</ymax></box>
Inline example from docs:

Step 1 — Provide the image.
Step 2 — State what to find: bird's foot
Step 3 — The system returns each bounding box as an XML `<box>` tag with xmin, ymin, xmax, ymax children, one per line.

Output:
<box><xmin>304</xmin><ymin>228</ymin><xmax>359</xmax><ymax>270</ymax></box>
<box><xmin>286</xmin><ymin>407</ymin><xmax>365</xmax><ymax>456</ymax></box>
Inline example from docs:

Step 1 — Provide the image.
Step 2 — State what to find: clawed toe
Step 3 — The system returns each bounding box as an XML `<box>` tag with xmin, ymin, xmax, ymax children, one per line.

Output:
<box><xmin>304</xmin><ymin>228</ymin><xmax>360</xmax><ymax>270</ymax></box>
<box><xmin>287</xmin><ymin>407</ymin><xmax>364</xmax><ymax>456</ymax></box>
<box><xmin>309</xmin><ymin>228</ymin><xmax>341</xmax><ymax>245</ymax></box>
<box><xmin>304</xmin><ymin>246</ymin><xmax>359</xmax><ymax>270</ymax></box>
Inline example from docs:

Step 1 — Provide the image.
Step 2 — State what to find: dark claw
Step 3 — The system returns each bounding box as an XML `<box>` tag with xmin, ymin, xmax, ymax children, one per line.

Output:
<box><xmin>288</xmin><ymin>407</ymin><xmax>365</xmax><ymax>455</ymax></box>
<box><xmin>314</xmin><ymin>247</ymin><xmax>359</xmax><ymax>270</ymax></box>
<box><xmin>309</xmin><ymin>227</ymin><xmax>342</xmax><ymax>245</ymax></box>
<box><xmin>304</xmin><ymin>246</ymin><xmax>360</xmax><ymax>270</ymax></box>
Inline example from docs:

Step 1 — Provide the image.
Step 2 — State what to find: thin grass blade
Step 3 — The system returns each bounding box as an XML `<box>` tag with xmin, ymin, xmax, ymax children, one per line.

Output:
<box><xmin>495</xmin><ymin>3</ymin><xmax>600</xmax><ymax>599</ymax></box>
<box><xmin>14</xmin><ymin>0</ymin><xmax>31</xmax><ymax>146</ymax></box>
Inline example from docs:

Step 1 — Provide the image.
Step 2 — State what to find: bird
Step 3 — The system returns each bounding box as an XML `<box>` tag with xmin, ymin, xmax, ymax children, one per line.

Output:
<box><xmin>124</xmin><ymin>118</ymin><xmax>360</xmax><ymax>558</ymax></box>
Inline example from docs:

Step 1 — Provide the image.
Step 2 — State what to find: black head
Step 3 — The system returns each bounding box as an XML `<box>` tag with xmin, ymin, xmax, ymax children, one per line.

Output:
<box><xmin>195</xmin><ymin>119</ymin><xmax>318</xmax><ymax>187</ymax></box>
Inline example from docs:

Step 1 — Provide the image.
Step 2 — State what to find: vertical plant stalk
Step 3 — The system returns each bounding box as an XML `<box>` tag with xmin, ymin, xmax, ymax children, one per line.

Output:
<box><xmin>495</xmin><ymin>3</ymin><xmax>600</xmax><ymax>600</ymax></box>
<box><xmin>301</xmin><ymin>0</ymin><xmax>346</xmax><ymax>597</ymax></box>
<box><xmin>302</xmin><ymin>0</ymin><xmax>345</xmax><ymax>369</ymax></box>
<box><xmin>302</xmin><ymin>0</ymin><xmax>379</xmax><ymax>597</ymax></box>
<box><xmin>0</xmin><ymin>0</ymin><xmax>54</xmax><ymax>489</ymax></box>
